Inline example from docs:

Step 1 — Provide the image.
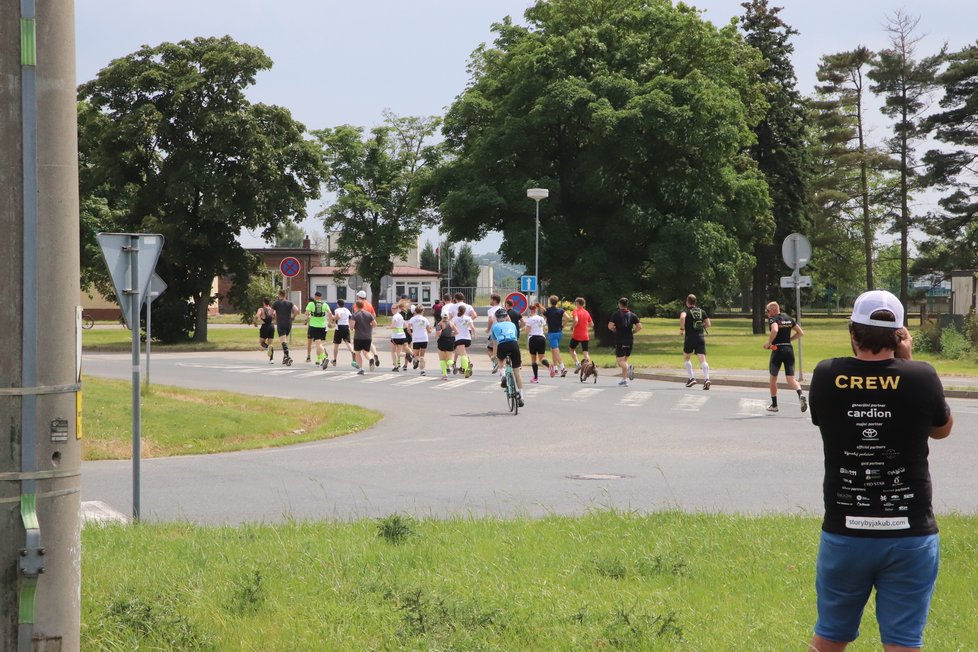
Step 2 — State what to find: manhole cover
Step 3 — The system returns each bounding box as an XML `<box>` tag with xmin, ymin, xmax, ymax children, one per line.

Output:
<box><xmin>568</xmin><ymin>473</ymin><xmax>627</xmax><ymax>481</ymax></box>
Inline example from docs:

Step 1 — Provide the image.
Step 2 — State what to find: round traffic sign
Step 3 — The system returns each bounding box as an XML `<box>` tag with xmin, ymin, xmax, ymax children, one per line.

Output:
<box><xmin>347</xmin><ymin>274</ymin><xmax>364</xmax><ymax>290</ymax></box>
<box><xmin>781</xmin><ymin>233</ymin><xmax>812</xmax><ymax>269</ymax></box>
<box><xmin>505</xmin><ymin>291</ymin><xmax>528</xmax><ymax>314</ymax></box>
<box><xmin>280</xmin><ymin>257</ymin><xmax>301</xmax><ymax>278</ymax></box>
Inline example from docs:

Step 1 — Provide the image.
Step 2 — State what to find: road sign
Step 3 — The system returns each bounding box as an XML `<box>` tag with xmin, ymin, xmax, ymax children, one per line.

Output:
<box><xmin>520</xmin><ymin>275</ymin><xmax>537</xmax><ymax>293</ymax></box>
<box><xmin>780</xmin><ymin>275</ymin><xmax>812</xmax><ymax>288</ymax></box>
<box><xmin>280</xmin><ymin>257</ymin><xmax>301</xmax><ymax>278</ymax></box>
<box><xmin>782</xmin><ymin>233</ymin><xmax>812</xmax><ymax>269</ymax></box>
<box><xmin>347</xmin><ymin>274</ymin><xmax>364</xmax><ymax>290</ymax></box>
<box><xmin>148</xmin><ymin>273</ymin><xmax>167</xmax><ymax>301</ymax></box>
<box><xmin>97</xmin><ymin>233</ymin><xmax>164</xmax><ymax>329</ymax></box>
<box><xmin>505</xmin><ymin>291</ymin><xmax>528</xmax><ymax>314</ymax></box>
<box><xmin>380</xmin><ymin>275</ymin><xmax>393</xmax><ymax>295</ymax></box>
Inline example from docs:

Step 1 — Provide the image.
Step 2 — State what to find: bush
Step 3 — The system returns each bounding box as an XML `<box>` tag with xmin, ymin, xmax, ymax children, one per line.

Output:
<box><xmin>912</xmin><ymin>322</ymin><xmax>941</xmax><ymax>354</ymax></box>
<box><xmin>939</xmin><ymin>326</ymin><xmax>972</xmax><ymax>360</ymax></box>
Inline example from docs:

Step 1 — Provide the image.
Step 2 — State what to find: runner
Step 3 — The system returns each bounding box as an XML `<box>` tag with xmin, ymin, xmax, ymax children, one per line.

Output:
<box><xmin>679</xmin><ymin>294</ymin><xmax>712</xmax><ymax>389</ymax></box>
<box><xmin>505</xmin><ymin>298</ymin><xmax>524</xmax><ymax>340</ymax></box>
<box><xmin>763</xmin><ymin>300</ymin><xmax>807</xmax><ymax>413</ymax></box>
<box><xmin>523</xmin><ymin>302</ymin><xmax>550</xmax><ymax>383</ymax></box>
<box><xmin>356</xmin><ymin>290</ymin><xmax>382</xmax><ymax>368</ymax></box>
<box><xmin>330</xmin><ymin>298</ymin><xmax>358</xmax><ymax>368</ymax></box>
<box><xmin>452</xmin><ymin>304</ymin><xmax>476</xmax><ymax>378</ymax></box>
<box><xmin>543</xmin><ymin>295</ymin><xmax>568</xmax><ymax>377</ymax></box>
<box><xmin>608</xmin><ymin>297</ymin><xmax>642</xmax><ymax>387</ymax></box>
<box><xmin>254</xmin><ymin>297</ymin><xmax>276</xmax><ymax>364</ymax></box>
<box><xmin>398</xmin><ymin>296</ymin><xmax>415</xmax><ymax>370</ymax></box>
<box><xmin>270</xmin><ymin>289</ymin><xmax>299</xmax><ymax>365</ymax></box>
<box><xmin>407</xmin><ymin>305</ymin><xmax>433</xmax><ymax>375</ymax></box>
<box><xmin>435</xmin><ymin>311</ymin><xmax>458</xmax><ymax>380</ymax></box>
<box><xmin>568</xmin><ymin>297</ymin><xmax>593</xmax><ymax>372</ymax></box>
<box><xmin>440</xmin><ymin>294</ymin><xmax>458</xmax><ymax>372</ymax></box>
<box><xmin>304</xmin><ymin>291</ymin><xmax>332</xmax><ymax>368</ymax></box>
<box><xmin>485</xmin><ymin>293</ymin><xmax>503</xmax><ymax>373</ymax></box>
<box><xmin>491</xmin><ymin>309</ymin><xmax>525</xmax><ymax>407</ymax></box>
<box><xmin>389</xmin><ymin>302</ymin><xmax>409</xmax><ymax>372</ymax></box>
<box><xmin>350</xmin><ymin>299</ymin><xmax>377</xmax><ymax>375</ymax></box>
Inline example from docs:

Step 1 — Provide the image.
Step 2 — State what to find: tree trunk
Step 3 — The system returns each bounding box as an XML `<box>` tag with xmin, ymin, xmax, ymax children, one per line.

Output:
<box><xmin>751</xmin><ymin>244</ymin><xmax>768</xmax><ymax>334</ymax></box>
<box><xmin>857</xmin><ymin>95</ymin><xmax>874</xmax><ymax>290</ymax></box>
<box><xmin>193</xmin><ymin>293</ymin><xmax>209</xmax><ymax>342</ymax></box>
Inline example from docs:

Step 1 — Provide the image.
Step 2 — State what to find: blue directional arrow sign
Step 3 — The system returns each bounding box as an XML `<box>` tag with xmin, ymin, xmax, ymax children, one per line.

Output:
<box><xmin>521</xmin><ymin>275</ymin><xmax>537</xmax><ymax>293</ymax></box>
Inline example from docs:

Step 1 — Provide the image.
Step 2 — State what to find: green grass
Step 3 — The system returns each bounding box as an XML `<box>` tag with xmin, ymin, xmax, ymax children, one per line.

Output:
<box><xmin>81</xmin><ymin>511</ymin><xmax>978</xmax><ymax>651</ymax></box>
<box><xmin>81</xmin><ymin>376</ymin><xmax>381</xmax><ymax>460</ymax></box>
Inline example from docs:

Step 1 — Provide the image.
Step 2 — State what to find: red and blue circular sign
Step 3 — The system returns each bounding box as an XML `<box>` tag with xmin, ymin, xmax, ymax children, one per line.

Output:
<box><xmin>280</xmin><ymin>257</ymin><xmax>301</xmax><ymax>278</ymax></box>
<box><xmin>505</xmin><ymin>291</ymin><xmax>528</xmax><ymax>314</ymax></box>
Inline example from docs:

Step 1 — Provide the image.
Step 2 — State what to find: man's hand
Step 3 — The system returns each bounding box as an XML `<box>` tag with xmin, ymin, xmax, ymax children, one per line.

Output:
<box><xmin>895</xmin><ymin>327</ymin><xmax>913</xmax><ymax>360</ymax></box>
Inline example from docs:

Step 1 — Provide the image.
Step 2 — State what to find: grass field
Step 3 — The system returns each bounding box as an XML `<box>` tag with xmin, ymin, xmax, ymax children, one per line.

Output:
<box><xmin>81</xmin><ymin>376</ymin><xmax>381</xmax><ymax>460</ymax></box>
<box><xmin>83</xmin><ymin>316</ymin><xmax>978</xmax><ymax>376</ymax></box>
<box><xmin>81</xmin><ymin>511</ymin><xmax>978</xmax><ymax>651</ymax></box>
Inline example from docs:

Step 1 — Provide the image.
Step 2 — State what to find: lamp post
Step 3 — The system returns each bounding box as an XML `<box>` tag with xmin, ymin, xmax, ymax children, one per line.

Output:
<box><xmin>526</xmin><ymin>188</ymin><xmax>549</xmax><ymax>302</ymax></box>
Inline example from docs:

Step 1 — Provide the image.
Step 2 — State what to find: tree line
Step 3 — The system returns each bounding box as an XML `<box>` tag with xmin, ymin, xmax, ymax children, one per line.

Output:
<box><xmin>78</xmin><ymin>0</ymin><xmax>978</xmax><ymax>342</ymax></box>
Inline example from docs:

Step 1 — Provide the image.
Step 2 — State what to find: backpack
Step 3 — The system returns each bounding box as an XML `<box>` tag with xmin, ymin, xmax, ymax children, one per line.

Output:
<box><xmin>312</xmin><ymin>301</ymin><xmax>326</xmax><ymax>318</ymax></box>
<box><xmin>689</xmin><ymin>307</ymin><xmax>705</xmax><ymax>333</ymax></box>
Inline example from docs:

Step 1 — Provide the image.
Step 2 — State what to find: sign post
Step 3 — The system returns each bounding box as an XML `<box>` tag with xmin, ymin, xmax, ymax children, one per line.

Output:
<box><xmin>144</xmin><ymin>273</ymin><xmax>167</xmax><ymax>388</ymax></box>
<box><xmin>780</xmin><ymin>233</ymin><xmax>812</xmax><ymax>381</ymax></box>
<box><xmin>97</xmin><ymin>233</ymin><xmax>164</xmax><ymax>520</ymax></box>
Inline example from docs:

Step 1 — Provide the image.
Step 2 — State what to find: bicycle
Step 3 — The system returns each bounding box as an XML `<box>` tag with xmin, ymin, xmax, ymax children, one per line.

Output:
<box><xmin>503</xmin><ymin>355</ymin><xmax>519</xmax><ymax>415</ymax></box>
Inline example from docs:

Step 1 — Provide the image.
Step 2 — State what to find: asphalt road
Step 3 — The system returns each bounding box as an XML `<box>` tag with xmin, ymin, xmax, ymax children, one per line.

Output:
<box><xmin>81</xmin><ymin>350</ymin><xmax>978</xmax><ymax>524</ymax></box>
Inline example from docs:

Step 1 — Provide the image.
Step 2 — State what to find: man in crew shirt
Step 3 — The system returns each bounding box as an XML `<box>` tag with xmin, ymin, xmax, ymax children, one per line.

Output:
<box><xmin>270</xmin><ymin>289</ymin><xmax>299</xmax><ymax>364</ymax></box>
<box><xmin>608</xmin><ymin>297</ymin><xmax>642</xmax><ymax>387</ymax></box>
<box><xmin>807</xmin><ymin>290</ymin><xmax>952</xmax><ymax>652</ymax></box>
<box><xmin>679</xmin><ymin>294</ymin><xmax>712</xmax><ymax>389</ymax></box>
<box><xmin>491</xmin><ymin>309</ymin><xmax>524</xmax><ymax>407</ymax></box>
<box><xmin>764</xmin><ymin>300</ymin><xmax>807</xmax><ymax>413</ymax></box>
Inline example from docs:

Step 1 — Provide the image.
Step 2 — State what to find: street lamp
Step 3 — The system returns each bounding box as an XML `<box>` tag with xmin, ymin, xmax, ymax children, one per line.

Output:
<box><xmin>526</xmin><ymin>188</ymin><xmax>549</xmax><ymax>302</ymax></box>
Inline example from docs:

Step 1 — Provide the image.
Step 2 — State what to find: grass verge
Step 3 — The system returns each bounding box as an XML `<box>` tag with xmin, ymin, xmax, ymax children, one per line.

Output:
<box><xmin>82</xmin><ymin>376</ymin><xmax>381</xmax><ymax>460</ymax></box>
<box><xmin>82</xmin><ymin>511</ymin><xmax>978</xmax><ymax>650</ymax></box>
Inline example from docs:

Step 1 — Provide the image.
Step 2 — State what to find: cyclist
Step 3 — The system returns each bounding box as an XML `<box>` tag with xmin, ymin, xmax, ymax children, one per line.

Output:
<box><xmin>491</xmin><ymin>309</ymin><xmax>525</xmax><ymax>408</ymax></box>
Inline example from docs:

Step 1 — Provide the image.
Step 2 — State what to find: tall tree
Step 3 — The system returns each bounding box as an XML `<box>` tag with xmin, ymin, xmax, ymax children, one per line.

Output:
<box><xmin>739</xmin><ymin>0</ymin><xmax>809</xmax><ymax>333</ymax></box>
<box><xmin>419</xmin><ymin>240</ymin><xmax>438</xmax><ymax>272</ymax></box>
<box><xmin>273</xmin><ymin>221</ymin><xmax>306</xmax><ymax>248</ymax></box>
<box><xmin>868</xmin><ymin>11</ymin><xmax>944</xmax><ymax>315</ymax></box>
<box><xmin>452</xmin><ymin>243</ymin><xmax>480</xmax><ymax>288</ymax></box>
<box><xmin>425</xmin><ymin>0</ymin><xmax>771</xmax><ymax>340</ymax></box>
<box><xmin>78</xmin><ymin>37</ymin><xmax>324</xmax><ymax>342</ymax></box>
<box><xmin>315</xmin><ymin>112</ymin><xmax>442</xmax><ymax>304</ymax></box>
<box><xmin>920</xmin><ymin>41</ymin><xmax>978</xmax><ymax>272</ymax></box>
<box><xmin>814</xmin><ymin>46</ymin><xmax>892</xmax><ymax>290</ymax></box>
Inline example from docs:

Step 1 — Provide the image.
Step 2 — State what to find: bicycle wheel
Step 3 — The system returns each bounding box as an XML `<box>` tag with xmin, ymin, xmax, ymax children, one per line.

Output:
<box><xmin>507</xmin><ymin>371</ymin><xmax>518</xmax><ymax>415</ymax></box>
<box><xmin>82</xmin><ymin>314</ymin><xmax>95</xmax><ymax>330</ymax></box>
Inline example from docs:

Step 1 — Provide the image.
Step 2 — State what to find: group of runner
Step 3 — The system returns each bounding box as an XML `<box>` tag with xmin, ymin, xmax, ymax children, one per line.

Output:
<box><xmin>256</xmin><ymin>289</ymin><xmax>807</xmax><ymax>413</ymax></box>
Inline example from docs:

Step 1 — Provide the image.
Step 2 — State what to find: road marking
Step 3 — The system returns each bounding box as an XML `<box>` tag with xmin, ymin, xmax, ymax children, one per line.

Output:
<box><xmin>362</xmin><ymin>374</ymin><xmax>398</xmax><ymax>384</ymax></box>
<box><xmin>81</xmin><ymin>501</ymin><xmax>128</xmax><ymax>524</ymax></box>
<box><xmin>564</xmin><ymin>388</ymin><xmax>604</xmax><ymax>401</ymax></box>
<box><xmin>295</xmin><ymin>370</ymin><xmax>326</xmax><ymax>378</ymax></box>
<box><xmin>675</xmin><ymin>395</ymin><xmax>709</xmax><ymax>411</ymax></box>
<box><xmin>523</xmin><ymin>384</ymin><xmax>556</xmax><ymax>397</ymax></box>
<box><xmin>433</xmin><ymin>379</ymin><xmax>478</xmax><ymax>390</ymax></box>
<box><xmin>478</xmin><ymin>380</ymin><xmax>506</xmax><ymax>393</ymax></box>
<box><xmin>737</xmin><ymin>398</ymin><xmax>769</xmax><ymax>416</ymax></box>
<box><xmin>394</xmin><ymin>375</ymin><xmax>431</xmax><ymax>386</ymax></box>
<box><xmin>226</xmin><ymin>366</ymin><xmax>274</xmax><ymax>373</ymax></box>
<box><xmin>323</xmin><ymin>372</ymin><xmax>359</xmax><ymax>382</ymax></box>
<box><xmin>265</xmin><ymin>369</ymin><xmax>298</xmax><ymax>376</ymax></box>
<box><xmin>618</xmin><ymin>391</ymin><xmax>653</xmax><ymax>407</ymax></box>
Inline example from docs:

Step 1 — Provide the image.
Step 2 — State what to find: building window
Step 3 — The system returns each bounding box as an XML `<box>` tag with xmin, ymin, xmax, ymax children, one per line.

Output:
<box><xmin>422</xmin><ymin>286</ymin><xmax>431</xmax><ymax>304</ymax></box>
<box><xmin>336</xmin><ymin>285</ymin><xmax>347</xmax><ymax>302</ymax></box>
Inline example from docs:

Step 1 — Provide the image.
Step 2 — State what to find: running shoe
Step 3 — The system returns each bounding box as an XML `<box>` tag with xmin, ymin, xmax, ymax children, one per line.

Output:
<box><xmin>530</xmin><ymin>377</ymin><xmax>538</xmax><ymax>383</ymax></box>
<box><xmin>402</xmin><ymin>364</ymin><xmax>409</xmax><ymax>371</ymax></box>
<box><xmin>268</xmin><ymin>349</ymin><xmax>274</xmax><ymax>363</ymax></box>
<box><xmin>618</xmin><ymin>379</ymin><xmax>628</xmax><ymax>387</ymax></box>
<box><xmin>369</xmin><ymin>358</ymin><xmax>375</xmax><ymax>371</ymax></box>
<box><xmin>453</xmin><ymin>364</ymin><xmax>459</xmax><ymax>375</ymax></box>
<box><xmin>465</xmin><ymin>366</ymin><xmax>472</xmax><ymax>378</ymax></box>
<box><xmin>703</xmin><ymin>379</ymin><xmax>711</xmax><ymax>390</ymax></box>
<box><xmin>442</xmin><ymin>375</ymin><xmax>449</xmax><ymax>381</ymax></box>
<box><xmin>356</xmin><ymin>369</ymin><xmax>365</xmax><ymax>376</ymax></box>
<box><xmin>413</xmin><ymin>359</ymin><xmax>419</xmax><ymax>370</ymax></box>
<box><xmin>373</xmin><ymin>355</ymin><xmax>380</xmax><ymax>367</ymax></box>
<box><xmin>516</xmin><ymin>397</ymin><xmax>525</xmax><ymax>408</ymax></box>
<box><xmin>685</xmin><ymin>378</ymin><xmax>696</xmax><ymax>388</ymax></box>
<box><xmin>560</xmin><ymin>368</ymin><xmax>567</xmax><ymax>378</ymax></box>
<box><xmin>392</xmin><ymin>366</ymin><xmax>400</xmax><ymax>372</ymax></box>
<box><xmin>800</xmin><ymin>396</ymin><xmax>808</xmax><ymax>413</ymax></box>
<box><xmin>405</xmin><ymin>352</ymin><xmax>413</xmax><ymax>363</ymax></box>
<box><xmin>627</xmin><ymin>364</ymin><xmax>635</xmax><ymax>381</ymax></box>
<box><xmin>420</xmin><ymin>370</ymin><xmax>426</xmax><ymax>376</ymax></box>
<box><xmin>574</xmin><ymin>363</ymin><xmax>581</xmax><ymax>373</ymax></box>
<box><xmin>305</xmin><ymin>356</ymin><xmax>311</xmax><ymax>363</ymax></box>
<box><xmin>766</xmin><ymin>404</ymin><xmax>779</xmax><ymax>413</ymax></box>
<box><xmin>320</xmin><ymin>357</ymin><xmax>329</xmax><ymax>370</ymax></box>
<box><xmin>549</xmin><ymin>365</ymin><xmax>556</xmax><ymax>378</ymax></box>
<box><xmin>500</xmin><ymin>379</ymin><xmax>507</xmax><ymax>388</ymax></box>
<box><xmin>351</xmin><ymin>361</ymin><xmax>359</xmax><ymax>369</ymax></box>
<box><xmin>331</xmin><ymin>359</ymin><xmax>336</xmax><ymax>367</ymax></box>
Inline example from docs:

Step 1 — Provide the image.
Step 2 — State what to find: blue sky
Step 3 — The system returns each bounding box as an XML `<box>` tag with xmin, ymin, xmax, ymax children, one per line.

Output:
<box><xmin>76</xmin><ymin>1</ymin><xmax>977</xmax><ymax>253</ymax></box>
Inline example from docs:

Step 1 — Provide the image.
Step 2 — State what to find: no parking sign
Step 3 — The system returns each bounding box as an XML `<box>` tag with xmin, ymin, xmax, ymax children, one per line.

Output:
<box><xmin>505</xmin><ymin>291</ymin><xmax>528</xmax><ymax>314</ymax></box>
<box><xmin>280</xmin><ymin>257</ymin><xmax>301</xmax><ymax>278</ymax></box>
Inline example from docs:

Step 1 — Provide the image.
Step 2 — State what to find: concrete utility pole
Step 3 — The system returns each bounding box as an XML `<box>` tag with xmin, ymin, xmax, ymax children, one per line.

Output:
<box><xmin>1</xmin><ymin>1</ymin><xmax>82</xmax><ymax>650</ymax></box>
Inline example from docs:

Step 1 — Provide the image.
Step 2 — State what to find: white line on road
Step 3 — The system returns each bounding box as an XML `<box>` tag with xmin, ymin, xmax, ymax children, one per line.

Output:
<box><xmin>675</xmin><ymin>395</ymin><xmax>709</xmax><ymax>411</ymax></box>
<box><xmin>433</xmin><ymin>379</ymin><xmax>478</xmax><ymax>390</ymax></box>
<box><xmin>737</xmin><ymin>398</ymin><xmax>769</xmax><ymax>416</ymax></box>
<box><xmin>81</xmin><ymin>501</ymin><xmax>129</xmax><ymax>524</ymax></box>
<box><xmin>394</xmin><ymin>375</ymin><xmax>432</xmax><ymax>386</ymax></box>
<box><xmin>564</xmin><ymin>388</ymin><xmax>604</xmax><ymax>401</ymax></box>
<box><xmin>618</xmin><ymin>391</ymin><xmax>653</xmax><ymax>407</ymax></box>
<box><xmin>362</xmin><ymin>374</ymin><xmax>398</xmax><ymax>383</ymax></box>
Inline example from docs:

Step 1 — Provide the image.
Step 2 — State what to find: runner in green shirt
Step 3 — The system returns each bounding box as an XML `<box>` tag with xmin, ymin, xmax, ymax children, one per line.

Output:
<box><xmin>305</xmin><ymin>291</ymin><xmax>333</xmax><ymax>369</ymax></box>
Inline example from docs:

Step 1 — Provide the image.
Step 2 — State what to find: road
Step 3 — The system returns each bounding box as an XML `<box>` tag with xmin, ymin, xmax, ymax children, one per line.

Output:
<box><xmin>81</xmin><ymin>351</ymin><xmax>977</xmax><ymax>524</ymax></box>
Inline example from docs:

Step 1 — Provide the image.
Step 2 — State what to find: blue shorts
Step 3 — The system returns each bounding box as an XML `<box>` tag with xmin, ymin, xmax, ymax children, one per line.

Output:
<box><xmin>815</xmin><ymin>531</ymin><xmax>939</xmax><ymax>648</ymax></box>
<box><xmin>547</xmin><ymin>332</ymin><xmax>562</xmax><ymax>349</ymax></box>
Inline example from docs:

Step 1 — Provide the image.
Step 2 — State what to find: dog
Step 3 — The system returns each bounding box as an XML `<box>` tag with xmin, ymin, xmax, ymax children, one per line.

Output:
<box><xmin>579</xmin><ymin>359</ymin><xmax>597</xmax><ymax>383</ymax></box>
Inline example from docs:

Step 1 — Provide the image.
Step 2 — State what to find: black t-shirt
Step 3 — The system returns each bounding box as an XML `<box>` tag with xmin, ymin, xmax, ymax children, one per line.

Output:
<box><xmin>610</xmin><ymin>309</ymin><xmax>641</xmax><ymax>344</ymax></box>
<box><xmin>809</xmin><ymin>357</ymin><xmax>950</xmax><ymax>538</ymax></box>
<box><xmin>769</xmin><ymin>313</ymin><xmax>795</xmax><ymax>346</ymax></box>
<box><xmin>683</xmin><ymin>307</ymin><xmax>707</xmax><ymax>341</ymax></box>
<box><xmin>507</xmin><ymin>309</ymin><xmax>523</xmax><ymax>336</ymax></box>
<box><xmin>271</xmin><ymin>299</ymin><xmax>295</xmax><ymax>325</ymax></box>
<box><xmin>544</xmin><ymin>306</ymin><xmax>565</xmax><ymax>333</ymax></box>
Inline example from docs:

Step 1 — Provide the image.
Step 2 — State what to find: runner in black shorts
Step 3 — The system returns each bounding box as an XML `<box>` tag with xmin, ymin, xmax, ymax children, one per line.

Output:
<box><xmin>763</xmin><ymin>300</ymin><xmax>807</xmax><ymax>413</ymax></box>
<box><xmin>435</xmin><ymin>312</ymin><xmax>458</xmax><ymax>380</ymax></box>
<box><xmin>608</xmin><ymin>297</ymin><xmax>642</xmax><ymax>387</ymax></box>
<box><xmin>679</xmin><ymin>294</ymin><xmax>712</xmax><ymax>389</ymax></box>
<box><xmin>254</xmin><ymin>298</ymin><xmax>276</xmax><ymax>363</ymax></box>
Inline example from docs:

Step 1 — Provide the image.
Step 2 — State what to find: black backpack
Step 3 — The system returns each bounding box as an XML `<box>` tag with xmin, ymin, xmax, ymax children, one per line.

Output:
<box><xmin>311</xmin><ymin>301</ymin><xmax>326</xmax><ymax>318</ymax></box>
<box><xmin>689</xmin><ymin>307</ymin><xmax>705</xmax><ymax>333</ymax></box>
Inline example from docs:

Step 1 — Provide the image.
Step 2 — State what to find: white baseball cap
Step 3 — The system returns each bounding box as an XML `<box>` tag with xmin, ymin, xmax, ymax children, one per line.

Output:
<box><xmin>850</xmin><ymin>290</ymin><xmax>904</xmax><ymax>329</ymax></box>
<box><xmin>356</xmin><ymin>290</ymin><xmax>367</xmax><ymax>298</ymax></box>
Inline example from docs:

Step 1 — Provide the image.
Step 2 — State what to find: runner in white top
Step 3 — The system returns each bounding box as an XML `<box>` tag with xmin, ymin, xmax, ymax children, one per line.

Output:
<box><xmin>451</xmin><ymin>292</ymin><xmax>477</xmax><ymax>372</ymax></box>
<box><xmin>451</xmin><ymin>305</ymin><xmax>476</xmax><ymax>378</ymax></box>
<box><xmin>485</xmin><ymin>293</ymin><xmax>502</xmax><ymax>374</ymax></box>
<box><xmin>330</xmin><ymin>298</ymin><xmax>357</xmax><ymax>367</ymax></box>
<box><xmin>523</xmin><ymin>302</ymin><xmax>551</xmax><ymax>383</ymax></box>
<box><xmin>441</xmin><ymin>298</ymin><xmax>457</xmax><ymax>371</ymax></box>
<box><xmin>406</xmin><ymin>305</ymin><xmax>433</xmax><ymax>375</ymax></box>
<box><xmin>389</xmin><ymin>305</ymin><xmax>409</xmax><ymax>372</ymax></box>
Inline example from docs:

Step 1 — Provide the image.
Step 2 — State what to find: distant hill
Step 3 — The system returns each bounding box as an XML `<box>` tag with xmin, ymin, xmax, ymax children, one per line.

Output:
<box><xmin>474</xmin><ymin>252</ymin><xmax>525</xmax><ymax>289</ymax></box>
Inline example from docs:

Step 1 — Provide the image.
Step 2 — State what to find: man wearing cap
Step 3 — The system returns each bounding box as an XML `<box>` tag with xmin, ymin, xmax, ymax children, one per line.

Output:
<box><xmin>355</xmin><ymin>289</ymin><xmax>381</xmax><ymax>368</ymax></box>
<box><xmin>763</xmin><ymin>300</ymin><xmax>807</xmax><ymax>413</ymax></box>
<box><xmin>807</xmin><ymin>290</ymin><xmax>953</xmax><ymax>652</ymax></box>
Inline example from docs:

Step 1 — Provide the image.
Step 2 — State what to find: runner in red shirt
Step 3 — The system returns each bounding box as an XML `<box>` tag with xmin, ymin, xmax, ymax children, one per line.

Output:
<box><xmin>568</xmin><ymin>297</ymin><xmax>593</xmax><ymax>372</ymax></box>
